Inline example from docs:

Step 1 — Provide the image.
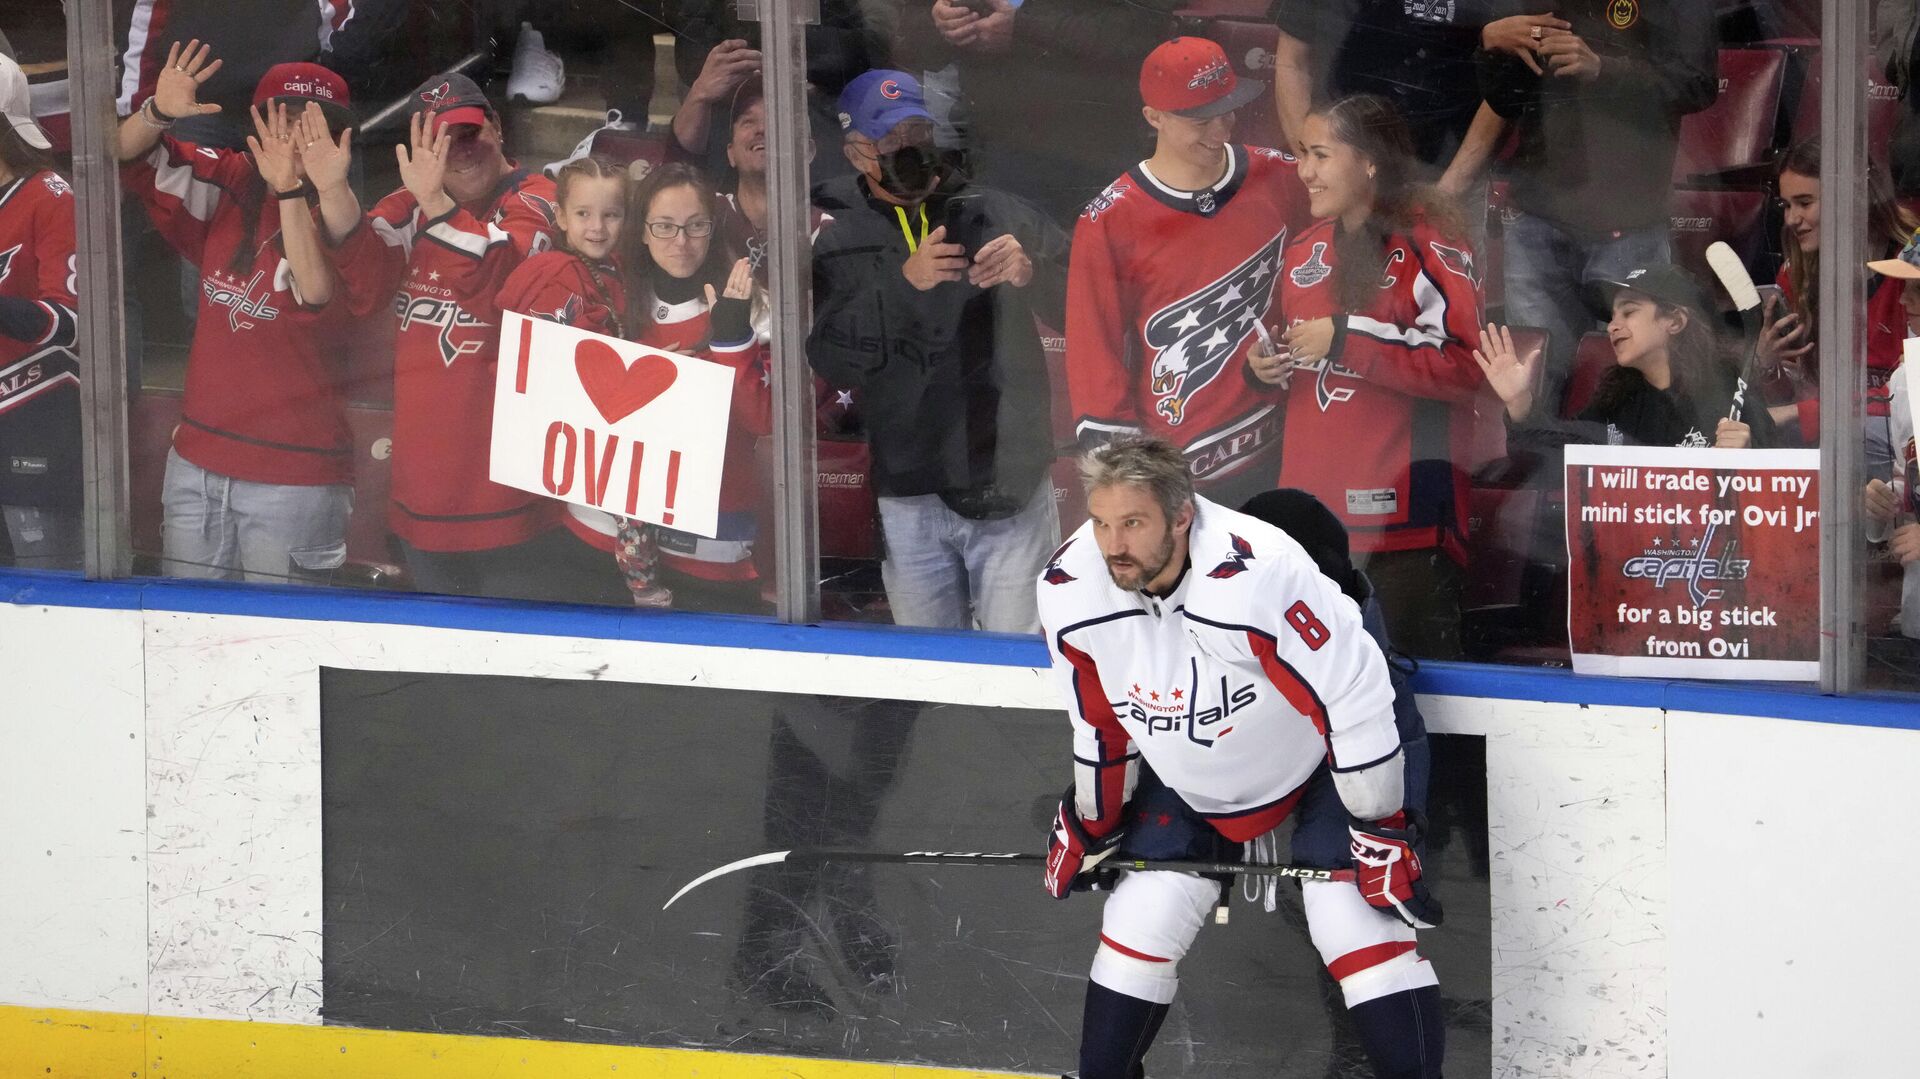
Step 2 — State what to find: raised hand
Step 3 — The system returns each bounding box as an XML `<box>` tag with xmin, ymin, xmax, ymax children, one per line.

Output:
<box><xmin>1755</xmin><ymin>293</ymin><xmax>1813</xmax><ymax>382</ymax></box>
<box><xmin>704</xmin><ymin>258</ymin><xmax>756</xmax><ymax>306</ymax></box>
<box><xmin>297</xmin><ymin>102</ymin><xmax>352</xmax><ymax>194</ymax></box>
<box><xmin>245</xmin><ymin>102</ymin><xmax>301</xmax><ymax>193</ymax></box>
<box><xmin>396</xmin><ymin>110</ymin><xmax>454</xmax><ymax>218</ymax></box>
<box><xmin>153</xmin><ymin>39</ymin><xmax>223</xmax><ymax>119</ymax></box>
<box><xmin>686</xmin><ymin>39</ymin><xmax>762</xmax><ymax>107</ymax></box>
<box><xmin>1472</xmin><ymin>322</ymin><xmax>1538</xmax><ymax>419</ymax></box>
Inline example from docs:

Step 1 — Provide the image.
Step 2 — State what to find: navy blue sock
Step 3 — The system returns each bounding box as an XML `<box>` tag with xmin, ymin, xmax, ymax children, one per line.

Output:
<box><xmin>1077</xmin><ymin>981</ymin><xmax>1168</xmax><ymax>1079</ymax></box>
<box><xmin>1346</xmin><ymin>983</ymin><xmax>1445</xmax><ymax>1079</ymax></box>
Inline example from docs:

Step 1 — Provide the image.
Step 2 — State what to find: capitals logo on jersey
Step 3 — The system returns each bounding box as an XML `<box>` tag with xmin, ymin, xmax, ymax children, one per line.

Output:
<box><xmin>1043</xmin><ymin>538</ymin><xmax>1079</xmax><ymax>585</ymax></box>
<box><xmin>1206</xmin><ymin>533</ymin><xmax>1255</xmax><ymax>578</ymax></box>
<box><xmin>394</xmin><ymin>292</ymin><xmax>489</xmax><ymax>366</ymax></box>
<box><xmin>1428</xmin><ymin>240</ymin><xmax>1479</xmax><ymax>287</ymax></box>
<box><xmin>0</xmin><ymin>244</ymin><xmax>17</xmax><ymax>287</ymax></box>
<box><xmin>202</xmin><ymin>269</ymin><xmax>281</xmax><ymax>332</ymax></box>
<box><xmin>1145</xmin><ymin>231</ymin><xmax>1285</xmax><ymax>425</ymax></box>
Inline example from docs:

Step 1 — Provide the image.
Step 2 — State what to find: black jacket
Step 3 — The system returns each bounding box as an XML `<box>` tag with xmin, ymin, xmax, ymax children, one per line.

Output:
<box><xmin>1514</xmin><ymin>365</ymin><xmax>1777</xmax><ymax>452</ymax></box>
<box><xmin>1479</xmin><ymin>0</ymin><xmax>1717</xmax><ymax>233</ymax></box>
<box><xmin>807</xmin><ymin>176</ymin><xmax>1069</xmax><ymax>508</ymax></box>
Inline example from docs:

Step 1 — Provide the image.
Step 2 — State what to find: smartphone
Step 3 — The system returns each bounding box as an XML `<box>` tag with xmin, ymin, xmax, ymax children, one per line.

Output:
<box><xmin>942</xmin><ymin>195</ymin><xmax>983</xmax><ymax>254</ymax></box>
<box><xmin>953</xmin><ymin>0</ymin><xmax>995</xmax><ymax>14</ymax></box>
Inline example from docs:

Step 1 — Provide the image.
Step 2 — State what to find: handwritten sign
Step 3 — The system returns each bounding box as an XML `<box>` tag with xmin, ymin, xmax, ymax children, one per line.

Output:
<box><xmin>1564</xmin><ymin>445</ymin><xmax>1820</xmax><ymax>680</ymax></box>
<box><xmin>489</xmin><ymin>312</ymin><xmax>735</xmax><ymax>538</ymax></box>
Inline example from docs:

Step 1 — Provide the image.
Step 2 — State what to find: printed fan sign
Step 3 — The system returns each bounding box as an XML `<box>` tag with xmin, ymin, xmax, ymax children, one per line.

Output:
<box><xmin>490</xmin><ymin>311</ymin><xmax>735</xmax><ymax>538</ymax></box>
<box><xmin>1563</xmin><ymin>445</ymin><xmax>1820</xmax><ymax>680</ymax></box>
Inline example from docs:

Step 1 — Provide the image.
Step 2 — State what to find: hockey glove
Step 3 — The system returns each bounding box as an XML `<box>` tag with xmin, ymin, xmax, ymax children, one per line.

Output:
<box><xmin>1044</xmin><ymin>784</ymin><xmax>1125</xmax><ymax>900</ymax></box>
<box><xmin>1348</xmin><ymin>810</ymin><xmax>1443</xmax><ymax>929</ymax></box>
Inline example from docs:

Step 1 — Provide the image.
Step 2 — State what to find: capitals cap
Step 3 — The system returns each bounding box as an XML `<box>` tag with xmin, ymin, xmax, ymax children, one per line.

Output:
<box><xmin>253</xmin><ymin>62</ymin><xmax>352</xmax><ymax>128</ymax></box>
<box><xmin>1139</xmin><ymin>37</ymin><xmax>1263</xmax><ymax>119</ymax></box>
<box><xmin>0</xmin><ymin>54</ymin><xmax>49</xmax><ymax>150</ymax></box>
<box><xmin>837</xmin><ymin>70</ymin><xmax>932</xmax><ymax>139</ymax></box>
<box><xmin>408</xmin><ymin>72</ymin><xmax>490</xmax><ymax>130</ymax></box>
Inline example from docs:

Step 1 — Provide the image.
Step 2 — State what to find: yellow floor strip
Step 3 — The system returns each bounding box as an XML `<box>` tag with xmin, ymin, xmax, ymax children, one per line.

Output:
<box><xmin>0</xmin><ymin>1005</ymin><xmax>1037</xmax><ymax>1079</ymax></box>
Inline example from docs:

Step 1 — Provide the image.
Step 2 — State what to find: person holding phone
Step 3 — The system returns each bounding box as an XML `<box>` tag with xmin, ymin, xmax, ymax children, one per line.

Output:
<box><xmin>807</xmin><ymin>70</ymin><xmax>1071</xmax><ymax>633</ymax></box>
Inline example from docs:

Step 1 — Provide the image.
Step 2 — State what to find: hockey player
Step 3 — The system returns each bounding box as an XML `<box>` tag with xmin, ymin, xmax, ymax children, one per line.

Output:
<box><xmin>1064</xmin><ymin>36</ymin><xmax>1313</xmax><ymax>511</ymax></box>
<box><xmin>1036</xmin><ymin>436</ymin><xmax>1443</xmax><ymax>1079</ymax></box>
<box><xmin>1257</xmin><ymin>94</ymin><xmax>1487</xmax><ymax>658</ymax></box>
<box><xmin>116</xmin><ymin>43</ymin><xmax>357</xmax><ymax>583</ymax></box>
<box><xmin>0</xmin><ymin>54</ymin><xmax>79</xmax><ymax>566</ymax></box>
<box><xmin>320</xmin><ymin>74</ymin><xmax>613</xmax><ymax>603</ymax></box>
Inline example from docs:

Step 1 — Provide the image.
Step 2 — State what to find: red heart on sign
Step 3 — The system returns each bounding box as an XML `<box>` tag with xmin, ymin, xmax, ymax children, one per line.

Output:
<box><xmin>574</xmin><ymin>339</ymin><xmax>677</xmax><ymax>425</ymax></box>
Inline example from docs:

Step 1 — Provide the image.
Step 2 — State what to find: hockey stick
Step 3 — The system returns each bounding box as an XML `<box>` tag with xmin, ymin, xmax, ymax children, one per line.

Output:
<box><xmin>661</xmin><ymin>849</ymin><xmax>1354</xmax><ymax>910</ymax></box>
<box><xmin>1705</xmin><ymin>241</ymin><xmax>1767</xmax><ymax>425</ymax></box>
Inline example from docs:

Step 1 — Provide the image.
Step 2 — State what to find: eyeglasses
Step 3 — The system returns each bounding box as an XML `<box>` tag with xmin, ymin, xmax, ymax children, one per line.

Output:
<box><xmin>647</xmin><ymin>219</ymin><xmax>715</xmax><ymax>239</ymax></box>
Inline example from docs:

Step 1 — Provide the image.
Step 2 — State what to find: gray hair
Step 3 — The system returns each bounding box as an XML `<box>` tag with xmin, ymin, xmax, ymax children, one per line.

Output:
<box><xmin>1079</xmin><ymin>436</ymin><xmax>1194</xmax><ymax>522</ymax></box>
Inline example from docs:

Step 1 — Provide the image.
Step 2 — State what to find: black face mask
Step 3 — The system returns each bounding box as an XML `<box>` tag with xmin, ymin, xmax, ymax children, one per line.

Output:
<box><xmin>876</xmin><ymin>144</ymin><xmax>943</xmax><ymax>200</ymax></box>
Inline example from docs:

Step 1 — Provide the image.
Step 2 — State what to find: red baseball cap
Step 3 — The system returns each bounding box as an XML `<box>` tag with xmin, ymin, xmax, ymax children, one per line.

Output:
<box><xmin>1140</xmin><ymin>37</ymin><xmax>1263</xmax><ymax>119</ymax></box>
<box><xmin>254</xmin><ymin>62</ymin><xmax>351</xmax><ymax>126</ymax></box>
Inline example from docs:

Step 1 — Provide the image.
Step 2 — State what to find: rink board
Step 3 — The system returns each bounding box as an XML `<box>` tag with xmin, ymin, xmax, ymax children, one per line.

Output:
<box><xmin>6</xmin><ymin>573</ymin><xmax>1915</xmax><ymax>1076</ymax></box>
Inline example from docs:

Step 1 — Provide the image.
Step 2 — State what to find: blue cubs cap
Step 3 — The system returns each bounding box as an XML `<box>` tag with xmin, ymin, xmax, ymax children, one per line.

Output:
<box><xmin>837</xmin><ymin>70</ymin><xmax>933</xmax><ymax>139</ymax></box>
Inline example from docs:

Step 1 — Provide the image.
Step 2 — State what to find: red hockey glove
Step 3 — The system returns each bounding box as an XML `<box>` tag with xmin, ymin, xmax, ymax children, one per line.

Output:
<box><xmin>1044</xmin><ymin>784</ymin><xmax>1124</xmax><ymax>900</ymax></box>
<box><xmin>1348</xmin><ymin>810</ymin><xmax>1443</xmax><ymax>929</ymax></box>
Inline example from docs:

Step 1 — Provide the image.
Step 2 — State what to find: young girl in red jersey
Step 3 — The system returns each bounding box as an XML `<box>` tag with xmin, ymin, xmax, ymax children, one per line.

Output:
<box><xmin>495</xmin><ymin>155</ymin><xmax>650</xmax><ymax>605</ymax></box>
<box><xmin>615</xmin><ymin>162</ymin><xmax>767</xmax><ymax>614</ymax></box>
<box><xmin>1759</xmin><ymin>137</ymin><xmax>1917</xmax><ymax>459</ymax></box>
<box><xmin>1252</xmin><ymin>94</ymin><xmax>1485</xmax><ymax>658</ymax></box>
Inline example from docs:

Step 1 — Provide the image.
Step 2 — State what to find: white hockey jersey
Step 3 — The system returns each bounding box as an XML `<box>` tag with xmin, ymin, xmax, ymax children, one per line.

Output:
<box><xmin>1036</xmin><ymin>496</ymin><xmax>1402</xmax><ymax>842</ymax></box>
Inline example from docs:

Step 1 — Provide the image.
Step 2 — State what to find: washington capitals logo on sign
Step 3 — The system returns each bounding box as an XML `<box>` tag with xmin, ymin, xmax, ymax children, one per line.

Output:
<box><xmin>1289</xmin><ymin>242</ymin><xmax>1332</xmax><ymax>288</ymax></box>
<box><xmin>1428</xmin><ymin>240</ymin><xmax>1478</xmax><ymax>286</ymax></box>
<box><xmin>1206</xmin><ymin>534</ymin><xmax>1255</xmax><ymax>578</ymax></box>
<box><xmin>420</xmin><ymin>81</ymin><xmax>453</xmax><ymax>109</ymax></box>
<box><xmin>1145</xmin><ymin>231</ymin><xmax>1284</xmax><ymax>425</ymax></box>
<box><xmin>1043</xmin><ymin>539</ymin><xmax>1078</xmax><ymax>585</ymax></box>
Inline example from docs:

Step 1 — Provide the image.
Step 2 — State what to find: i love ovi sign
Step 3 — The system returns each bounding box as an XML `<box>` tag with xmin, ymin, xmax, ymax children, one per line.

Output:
<box><xmin>489</xmin><ymin>311</ymin><xmax>735</xmax><ymax>537</ymax></box>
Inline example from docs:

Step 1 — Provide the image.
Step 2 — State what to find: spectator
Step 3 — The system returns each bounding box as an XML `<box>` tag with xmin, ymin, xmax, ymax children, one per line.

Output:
<box><xmin>1268</xmin><ymin>0</ymin><xmax>1532</xmax><ymax>249</ymax></box>
<box><xmin>915</xmin><ymin>0</ymin><xmax>1181</xmax><ymax>223</ymax></box>
<box><xmin>1758</xmin><ymin>138</ymin><xmax>1917</xmax><ymax>460</ymax></box>
<box><xmin>712</xmin><ymin>80</ymin><xmax>832</xmax><ymax>285</ymax></box>
<box><xmin>808</xmin><ymin>69</ymin><xmax>1067</xmax><ymax>633</ymax></box>
<box><xmin>1474</xmin><ymin>263</ymin><xmax>1774</xmax><ymax>450</ymax></box>
<box><xmin>1252</xmin><ymin>94</ymin><xmax>1485</xmax><ymax>658</ymax></box>
<box><xmin>1066</xmin><ymin>36</ymin><xmax>1311</xmax><ymax>514</ymax></box>
<box><xmin>611</xmin><ymin>162</ymin><xmax>769</xmax><ymax>615</ymax></box>
<box><xmin>491</xmin><ymin>156</ymin><xmax>658</xmax><ymax>605</ymax></box>
<box><xmin>1479</xmin><ymin>1</ymin><xmax>1717</xmax><ymax>407</ymax></box>
<box><xmin>322</xmin><ymin>74</ymin><xmax>617</xmax><ymax>603</ymax></box>
<box><xmin>116</xmin><ymin>44</ymin><xmax>357</xmax><ymax>583</ymax></box>
<box><xmin>1864</xmin><ymin>233</ymin><xmax>1920</xmax><ymax>648</ymax></box>
<box><xmin>0</xmin><ymin>54</ymin><xmax>80</xmax><ymax>568</ymax></box>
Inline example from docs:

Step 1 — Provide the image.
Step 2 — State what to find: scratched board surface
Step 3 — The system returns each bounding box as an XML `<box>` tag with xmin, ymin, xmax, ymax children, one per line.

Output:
<box><xmin>320</xmin><ymin>668</ymin><xmax>1491</xmax><ymax>1076</ymax></box>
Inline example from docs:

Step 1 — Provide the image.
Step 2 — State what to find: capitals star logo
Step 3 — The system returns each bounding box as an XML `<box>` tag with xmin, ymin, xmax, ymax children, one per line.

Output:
<box><xmin>1206</xmin><ymin>534</ymin><xmax>1255</xmax><ymax>578</ymax></box>
<box><xmin>1145</xmin><ymin>231</ymin><xmax>1285</xmax><ymax>425</ymax></box>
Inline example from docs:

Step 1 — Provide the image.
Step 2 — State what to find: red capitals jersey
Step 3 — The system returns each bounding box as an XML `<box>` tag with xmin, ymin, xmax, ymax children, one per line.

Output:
<box><xmin>1066</xmin><ymin>146</ymin><xmax>1313</xmax><ymax>507</ymax></box>
<box><xmin>125</xmin><ymin>137</ymin><xmax>355</xmax><ymax>486</ymax></box>
<box><xmin>0</xmin><ymin>171</ymin><xmax>81</xmax><ymax>508</ymax></box>
<box><xmin>1771</xmin><ymin>263</ymin><xmax>1906</xmax><ymax>443</ymax></box>
<box><xmin>1277</xmin><ymin>213</ymin><xmax>1485</xmax><ymax>561</ymax></box>
<box><xmin>333</xmin><ymin>169</ymin><xmax>559</xmax><ymax>551</ymax></box>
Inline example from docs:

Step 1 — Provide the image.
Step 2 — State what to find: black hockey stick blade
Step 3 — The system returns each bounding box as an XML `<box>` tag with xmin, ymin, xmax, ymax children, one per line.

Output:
<box><xmin>660</xmin><ymin>848</ymin><xmax>1353</xmax><ymax>910</ymax></box>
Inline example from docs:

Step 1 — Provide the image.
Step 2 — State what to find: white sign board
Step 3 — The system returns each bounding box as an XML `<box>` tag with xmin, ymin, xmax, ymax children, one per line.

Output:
<box><xmin>489</xmin><ymin>311</ymin><xmax>735</xmax><ymax>538</ymax></box>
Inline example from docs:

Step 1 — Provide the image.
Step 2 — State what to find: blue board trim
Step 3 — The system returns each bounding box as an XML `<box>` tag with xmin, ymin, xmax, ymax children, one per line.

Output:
<box><xmin>4</xmin><ymin>569</ymin><xmax>1914</xmax><ymax>730</ymax></box>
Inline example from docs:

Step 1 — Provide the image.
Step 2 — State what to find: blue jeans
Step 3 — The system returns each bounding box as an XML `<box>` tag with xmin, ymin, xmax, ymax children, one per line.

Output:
<box><xmin>161</xmin><ymin>449</ymin><xmax>352</xmax><ymax>583</ymax></box>
<box><xmin>876</xmin><ymin>477</ymin><xmax>1059</xmax><ymax>634</ymax></box>
<box><xmin>1502</xmin><ymin>211</ymin><xmax>1670</xmax><ymax>410</ymax></box>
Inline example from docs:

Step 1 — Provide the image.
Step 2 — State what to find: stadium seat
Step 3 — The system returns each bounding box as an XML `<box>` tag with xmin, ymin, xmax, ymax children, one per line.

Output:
<box><xmin>1560</xmin><ymin>331</ymin><xmax>1615</xmax><ymax>419</ymax></box>
<box><xmin>344</xmin><ymin>406</ymin><xmax>401</xmax><ymax>574</ymax></box>
<box><xmin>1791</xmin><ymin>48</ymin><xmax>1903</xmax><ymax>157</ymax></box>
<box><xmin>1036</xmin><ymin>319</ymin><xmax>1074</xmax><ymax>451</ymax></box>
<box><xmin>815</xmin><ymin>438</ymin><xmax>879</xmax><ymax>561</ymax></box>
<box><xmin>1673</xmin><ymin>48</ymin><xmax>1788</xmax><ymax>182</ymax></box>
<box><xmin>1052</xmin><ymin>454</ymin><xmax>1089</xmax><ymax>537</ymax></box>
<box><xmin>1667</xmin><ymin>187</ymin><xmax>1771</xmax><ymax>300</ymax></box>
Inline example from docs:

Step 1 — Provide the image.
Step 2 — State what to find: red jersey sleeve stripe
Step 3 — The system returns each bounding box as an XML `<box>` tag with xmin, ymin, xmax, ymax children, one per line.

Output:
<box><xmin>1059</xmin><ymin>638</ymin><xmax>1133</xmax><ymax>830</ymax></box>
<box><xmin>1246</xmin><ymin>629</ymin><xmax>1332</xmax><ymax>751</ymax></box>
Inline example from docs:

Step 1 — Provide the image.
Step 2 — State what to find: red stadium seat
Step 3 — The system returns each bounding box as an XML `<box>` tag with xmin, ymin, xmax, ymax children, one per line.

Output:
<box><xmin>343</xmin><ymin>406</ymin><xmax>401</xmax><ymax>572</ymax></box>
<box><xmin>1462</xmin><ymin>485</ymin><xmax>1540</xmax><ymax>614</ymax></box>
<box><xmin>578</xmin><ymin>128</ymin><xmax>674</xmax><ymax>172</ymax></box>
<box><xmin>1052</xmin><ymin>454</ymin><xmax>1089</xmax><ymax>537</ymax></box>
<box><xmin>816</xmin><ymin>438</ymin><xmax>878</xmax><ymax>561</ymax></box>
<box><xmin>1673</xmin><ymin>48</ymin><xmax>1788</xmax><ymax>181</ymax></box>
<box><xmin>1185</xmin><ymin>18</ymin><xmax>1289</xmax><ymax>152</ymax></box>
<box><xmin>1560</xmin><ymin>331</ymin><xmax>1615</xmax><ymax>419</ymax></box>
<box><xmin>1667</xmin><ymin>187</ymin><xmax>1771</xmax><ymax>302</ymax></box>
<box><xmin>1791</xmin><ymin>48</ymin><xmax>1903</xmax><ymax>158</ymax></box>
<box><xmin>1036</xmin><ymin>319</ymin><xmax>1074</xmax><ymax>451</ymax></box>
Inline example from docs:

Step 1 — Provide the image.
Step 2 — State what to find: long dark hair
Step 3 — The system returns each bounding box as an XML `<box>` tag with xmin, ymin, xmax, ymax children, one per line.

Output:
<box><xmin>624</xmin><ymin>162</ymin><xmax>736</xmax><ymax>303</ymax></box>
<box><xmin>1588</xmin><ymin>292</ymin><xmax>1732</xmax><ymax>432</ymax></box>
<box><xmin>1777</xmin><ymin>137</ymin><xmax>1917</xmax><ymax>331</ymax></box>
<box><xmin>1311</xmin><ymin>94</ymin><xmax>1468</xmax><ymax>313</ymax></box>
<box><xmin>0</xmin><ymin>125</ymin><xmax>56</xmax><ymax>181</ymax></box>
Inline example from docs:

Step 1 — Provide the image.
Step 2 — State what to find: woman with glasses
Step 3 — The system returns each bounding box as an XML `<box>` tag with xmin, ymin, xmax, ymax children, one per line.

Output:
<box><xmin>608</xmin><ymin>161</ymin><xmax>770</xmax><ymax>614</ymax></box>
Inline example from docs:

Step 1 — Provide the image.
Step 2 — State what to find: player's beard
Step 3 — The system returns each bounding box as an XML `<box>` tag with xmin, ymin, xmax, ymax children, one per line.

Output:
<box><xmin>1106</xmin><ymin>531</ymin><xmax>1176</xmax><ymax>592</ymax></box>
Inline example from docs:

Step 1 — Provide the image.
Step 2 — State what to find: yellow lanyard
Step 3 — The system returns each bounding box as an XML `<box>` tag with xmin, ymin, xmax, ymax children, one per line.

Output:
<box><xmin>894</xmin><ymin>203</ymin><xmax>929</xmax><ymax>253</ymax></box>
